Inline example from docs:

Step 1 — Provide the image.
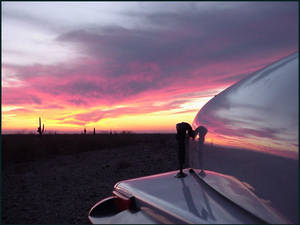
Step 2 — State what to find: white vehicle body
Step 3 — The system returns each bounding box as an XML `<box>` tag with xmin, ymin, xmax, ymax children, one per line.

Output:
<box><xmin>88</xmin><ymin>52</ymin><xmax>298</xmax><ymax>224</ymax></box>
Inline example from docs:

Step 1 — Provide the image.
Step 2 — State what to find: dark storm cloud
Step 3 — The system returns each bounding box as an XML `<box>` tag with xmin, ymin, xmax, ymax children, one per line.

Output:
<box><xmin>56</xmin><ymin>1</ymin><xmax>298</xmax><ymax>86</ymax></box>
<box><xmin>58</xmin><ymin>2</ymin><xmax>298</xmax><ymax>63</ymax></box>
<box><xmin>4</xmin><ymin>2</ymin><xmax>298</xmax><ymax>111</ymax></box>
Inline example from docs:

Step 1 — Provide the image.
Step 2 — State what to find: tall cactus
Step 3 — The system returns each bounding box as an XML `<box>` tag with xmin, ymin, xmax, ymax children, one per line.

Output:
<box><xmin>93</xmin><ymin>128</ymin><xmax>96</xmax><ymax>135</ymax></box>
<box><xmin>37</xmin><ymin>117</ymin><xmax>45</xmax><ymax>136</ymax></box>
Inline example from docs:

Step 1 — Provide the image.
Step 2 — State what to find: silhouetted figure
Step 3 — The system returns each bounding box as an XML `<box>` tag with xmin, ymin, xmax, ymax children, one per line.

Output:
<box><xmin>194</xmin><ymin>126</ymin><xmax>208</xmax><ymax>176</ymax></box>
<box><xmin>93</xmin><ymin>128</ymin><xmax>96</xmax><ymax>135</ymax></box>
<box><xmin>176</xmin><ymin>122</ymin><xmax>195</xmax><ymax>178</ymax></box>
<box><xmin>84</xmin><ymin>128</ymin><xmax>87</xmax><ymax>135</ymax></box>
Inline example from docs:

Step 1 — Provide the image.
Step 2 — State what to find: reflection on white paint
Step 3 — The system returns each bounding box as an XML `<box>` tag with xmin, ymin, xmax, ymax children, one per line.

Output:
<box><xmin>193</xmin><ymin>52</ymin><xmax>299</xmax><ymax>158</ymax></box>
<box><xmin>180</xmin><ymin>97</ymin><xmax>213</xmax><ymax>111</ymax></box>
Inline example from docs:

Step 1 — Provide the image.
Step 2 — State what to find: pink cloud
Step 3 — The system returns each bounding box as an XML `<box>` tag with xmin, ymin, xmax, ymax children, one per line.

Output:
<box><xmin>2</xmin><ymin>2</ymin><xmax>298</xmax><ymax>129</ymax></box>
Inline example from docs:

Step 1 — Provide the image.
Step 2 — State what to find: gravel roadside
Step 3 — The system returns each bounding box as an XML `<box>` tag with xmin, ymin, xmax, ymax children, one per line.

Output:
<box><xmin>2</xmin><ymin>142</ymin><xmax>178</xmax><ymax>224</ymax></box>
<box><xmin>2</xmin><ymin>141</ymin><xmax>298</xmax><ymax>224</ymax></box>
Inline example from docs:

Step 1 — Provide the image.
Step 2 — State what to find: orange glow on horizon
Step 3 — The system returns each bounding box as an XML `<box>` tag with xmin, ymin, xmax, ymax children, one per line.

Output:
<box><xmin>203</xmin><ymin>131</ymin><xmax>298</xmax><ymax>159</ymax></box>
<box><xmin>2</xmin><ymin>95</ymin><xmax>214</xmax><ymax>134</ymax></box>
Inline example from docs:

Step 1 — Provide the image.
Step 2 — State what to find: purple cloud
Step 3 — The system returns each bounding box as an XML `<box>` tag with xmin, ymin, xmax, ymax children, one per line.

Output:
<box><xmin>2</xmin><ymin>2</ymin><xmax>298</xmax><ymax>128</ymax></box>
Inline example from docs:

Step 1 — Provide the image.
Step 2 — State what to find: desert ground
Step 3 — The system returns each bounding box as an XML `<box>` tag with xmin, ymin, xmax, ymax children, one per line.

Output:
<box><xmin>2</xmin><ymin>134</ymin><xmax>298</xmax><ymax>224</ymax></box>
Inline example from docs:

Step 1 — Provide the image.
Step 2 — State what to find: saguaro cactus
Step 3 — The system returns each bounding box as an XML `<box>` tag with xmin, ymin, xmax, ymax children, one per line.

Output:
<box><xmin>37</xmin><ymin>117</ymin><xmax>45</xmax><ymax>136</ymax></box>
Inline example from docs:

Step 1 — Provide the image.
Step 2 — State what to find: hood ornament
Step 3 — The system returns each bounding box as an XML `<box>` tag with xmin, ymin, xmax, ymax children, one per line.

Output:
<box><xmin>175</xmin><ymin>122</ymin><xmax>195</xmax><ymax>178</ymax></box>
<box><xmin>194</xmin><ymin>126</ymin><xmax>208</xmax><ymax>176</ymax></box>
<box><xmin>175</xmin><ymin>122</ymin><xmax>208</xmax><ymax>178</ymax></box>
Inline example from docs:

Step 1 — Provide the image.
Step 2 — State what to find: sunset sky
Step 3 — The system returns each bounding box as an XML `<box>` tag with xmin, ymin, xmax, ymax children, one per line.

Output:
<box><xmin>2</xmin><ymin>2</ymin><xmax>298</xmax><ymax>134</ymax></box>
